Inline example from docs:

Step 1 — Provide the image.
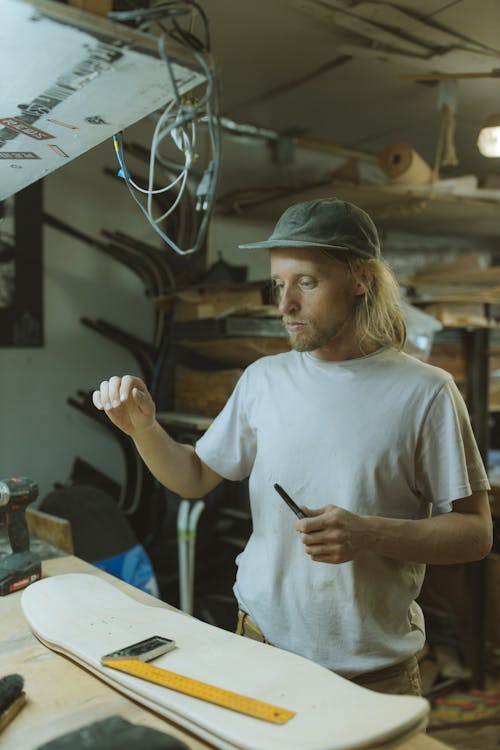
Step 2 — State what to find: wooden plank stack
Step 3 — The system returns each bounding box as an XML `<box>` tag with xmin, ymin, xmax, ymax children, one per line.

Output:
<box><xmin>401</xmin><ymin>253</ymin><xmax>500</xmax><ymax>327</ymax></box>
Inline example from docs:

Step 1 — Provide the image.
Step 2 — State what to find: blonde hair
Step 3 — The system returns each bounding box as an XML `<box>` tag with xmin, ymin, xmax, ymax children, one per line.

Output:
<box><xmin>345</xmin><ymin>256</ymin><xmax>406</xmax><ymax>351</ymax></box>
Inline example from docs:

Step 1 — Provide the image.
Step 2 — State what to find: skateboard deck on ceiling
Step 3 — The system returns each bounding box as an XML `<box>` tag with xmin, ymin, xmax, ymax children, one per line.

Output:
<box><xmin>21</xmin><ymin>574</ymin><xmax>429</xmax><ymax>750</ymax></box>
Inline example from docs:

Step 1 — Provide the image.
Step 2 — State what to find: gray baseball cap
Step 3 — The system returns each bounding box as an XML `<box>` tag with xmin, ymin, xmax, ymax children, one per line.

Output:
<box><xmin>239</xmin><ymin>198</ymin><xmax>381</xmax><ymax>259</ymax></box>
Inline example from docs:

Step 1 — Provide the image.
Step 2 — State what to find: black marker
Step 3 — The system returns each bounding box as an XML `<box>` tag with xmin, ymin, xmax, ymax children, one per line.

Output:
<box><xmin>273</xmin><ymin>483</ymin><xmax>306</xmax><ymax>519</ymax></box>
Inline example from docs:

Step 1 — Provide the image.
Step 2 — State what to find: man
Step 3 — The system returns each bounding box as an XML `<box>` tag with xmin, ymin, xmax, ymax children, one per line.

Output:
<box><xmin>93</xmin><ymin>198</ymin><xmax>492</xmax><ymax>696</ymax></box>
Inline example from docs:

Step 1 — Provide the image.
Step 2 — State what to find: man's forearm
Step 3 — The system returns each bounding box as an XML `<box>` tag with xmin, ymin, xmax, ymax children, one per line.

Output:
<box><xmin>367</xmin><ymin>507</ymin><xmax>492</xmax><ymax>564</ymax></box>
<box><xmin>132</xmin><ymin>420</ymin><xmax>221</xmax><ymax>498</ymax></box>
<box><xmin>298</xmin><ymin>492</ymin><xmax>492</xmax><ymax>565</ymax></box>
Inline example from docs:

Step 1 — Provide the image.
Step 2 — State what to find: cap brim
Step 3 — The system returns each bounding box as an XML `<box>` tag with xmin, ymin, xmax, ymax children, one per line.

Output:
<box><xmin>238</xmin><ymin>240</ymin><xmax>352</xmax><ymax>251</ymax></box>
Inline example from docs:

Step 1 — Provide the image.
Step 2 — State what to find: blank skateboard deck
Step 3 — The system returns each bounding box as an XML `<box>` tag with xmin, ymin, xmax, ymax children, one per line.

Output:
<box><xmin>22</xmin><ymin>574</ymin><xmax>429</xmax><ymax>750</ymax></box>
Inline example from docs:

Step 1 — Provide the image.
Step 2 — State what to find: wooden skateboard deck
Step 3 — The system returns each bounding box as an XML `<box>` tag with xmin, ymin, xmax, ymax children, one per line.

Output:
<box><xmin>22</xmin><ymin>574</ymin><xmax>429</xmax><ymax>750</ymax></box>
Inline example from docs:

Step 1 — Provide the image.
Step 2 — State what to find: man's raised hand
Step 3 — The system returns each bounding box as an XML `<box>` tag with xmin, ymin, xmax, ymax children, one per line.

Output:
<box><xmin>92</xmin><ymin>375</ymin><xmax>156</xmax><ymax>437</ymax></box>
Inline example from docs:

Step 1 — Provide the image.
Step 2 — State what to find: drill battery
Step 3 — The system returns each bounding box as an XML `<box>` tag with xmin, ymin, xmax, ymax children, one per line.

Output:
<box><xmin>0</xmin><ymin>550</ymin><xmax>41</xmax><ymax>596</ymax></box>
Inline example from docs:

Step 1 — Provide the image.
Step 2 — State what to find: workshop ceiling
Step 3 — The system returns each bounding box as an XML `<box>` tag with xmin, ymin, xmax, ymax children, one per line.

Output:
<box><xmin>5</xmin><ymin>0</ymin><xmax>500</xmax><ymax>238</ymax></box>
<box><xmin>200</xmin><ymin>0</ymin><xmax>500</xmax><ymax>183</ymax></box>
<box><xmin>183</xmin><ymin>0</ymin><xmax>500</xmax><ymax>236</ymax></box>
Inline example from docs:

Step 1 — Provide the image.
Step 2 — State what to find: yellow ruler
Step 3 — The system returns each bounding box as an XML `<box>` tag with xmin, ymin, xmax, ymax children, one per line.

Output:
<box><xmin>101</xmin><ymin>657</ymin><xmax>295</xmax><ymax>724</ymax></box>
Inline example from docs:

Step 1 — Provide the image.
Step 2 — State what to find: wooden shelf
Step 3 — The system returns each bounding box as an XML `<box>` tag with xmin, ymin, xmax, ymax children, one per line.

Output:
<box><xmin>218</xmin><ymin>180</ymin><xmax>500</xmax><ymax>238</ymax></box>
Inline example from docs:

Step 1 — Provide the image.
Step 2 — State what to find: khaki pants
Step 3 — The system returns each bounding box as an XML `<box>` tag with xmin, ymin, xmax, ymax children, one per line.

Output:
<box><xmin>236</xmin><ymin>611</ymin><xmax>422</xmax><ymax>697</ymax></box>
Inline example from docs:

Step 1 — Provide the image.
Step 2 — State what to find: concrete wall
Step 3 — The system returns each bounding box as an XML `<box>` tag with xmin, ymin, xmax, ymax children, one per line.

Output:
<box><xmin>1</xmin><ymin>126</ymin><xmax>154</xmax><ymax>501</ymax></box>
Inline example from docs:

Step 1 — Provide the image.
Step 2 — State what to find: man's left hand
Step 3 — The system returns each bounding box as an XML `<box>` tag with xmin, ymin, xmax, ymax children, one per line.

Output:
<box><xmin>295</xmin><ymin>505</ymin><xmax>372</xmax><ymax>564</ymax></box>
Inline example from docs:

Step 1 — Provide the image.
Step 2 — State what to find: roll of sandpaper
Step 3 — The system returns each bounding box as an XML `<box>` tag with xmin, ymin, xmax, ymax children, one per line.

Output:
<box><xmin>379</xmin><ymin>142</ymin><xmax>433</xmax><ymax>184</ymax></box>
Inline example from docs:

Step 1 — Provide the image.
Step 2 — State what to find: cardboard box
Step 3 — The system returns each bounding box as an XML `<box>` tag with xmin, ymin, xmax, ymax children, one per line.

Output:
<box><xmin>174</xmin><ymin>365</ymin><xmax>243</xmax><ymax>417</ymax></box>
<box><xmin>427</xmin><ymin>341</ymin><xmax>467</xmax><ymax>381</ymax></box>
<box><xmin>419</xmin><ymin>553</ymin><xmax>500</xmax><ymax>653</ymax></box>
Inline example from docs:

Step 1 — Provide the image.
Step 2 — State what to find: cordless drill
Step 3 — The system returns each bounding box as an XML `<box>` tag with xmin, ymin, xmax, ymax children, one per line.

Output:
<box><xmin>0</xmin><ymin>477</ymin><xmax>41</xmax><ymax>595</ymax></box>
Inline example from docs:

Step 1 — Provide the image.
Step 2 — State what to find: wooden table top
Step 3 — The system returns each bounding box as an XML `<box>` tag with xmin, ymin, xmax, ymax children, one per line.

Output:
<box><xmin>0</xmin><ymin>555</ymin><xmax>452</xmax><ymax>750</ymax></box>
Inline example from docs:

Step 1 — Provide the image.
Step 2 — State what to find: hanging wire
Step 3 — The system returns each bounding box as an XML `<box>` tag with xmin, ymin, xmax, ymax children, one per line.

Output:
<box><xmin>108</xmin><ymin>1</ymin><xmax>221</xmax><ymax>256</ymax></box>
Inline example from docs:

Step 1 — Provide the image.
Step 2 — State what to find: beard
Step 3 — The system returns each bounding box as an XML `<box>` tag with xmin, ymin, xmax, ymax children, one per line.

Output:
<box><xmin>284</xmin><ymin>315</ymin><xmax>354</xmax><ymax>352</ymax></box>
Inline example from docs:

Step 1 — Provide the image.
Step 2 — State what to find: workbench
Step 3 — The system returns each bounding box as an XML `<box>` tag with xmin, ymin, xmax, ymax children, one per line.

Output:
<box><xmin>0</xmin><ymin>556</ymin><xmax>452</xmax><ymax>750</ymax></box>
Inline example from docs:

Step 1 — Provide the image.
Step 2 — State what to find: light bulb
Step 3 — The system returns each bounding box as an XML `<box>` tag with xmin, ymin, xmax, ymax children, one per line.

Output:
<box><xmin>477</xmin><ymin>114</ymin><xmax>500</xmax><ymax>157</ymax></box>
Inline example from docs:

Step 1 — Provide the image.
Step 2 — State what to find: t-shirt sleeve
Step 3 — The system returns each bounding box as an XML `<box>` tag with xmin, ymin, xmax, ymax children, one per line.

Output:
<box><xmin>195</xmin><ymin>368</ymin><xmax>257</xmax><ymax>481</ymax></box>
<box><xmin>415</xmin><ymin>378</ymin><xmax>490</xmax><ymax>514</ymax></box>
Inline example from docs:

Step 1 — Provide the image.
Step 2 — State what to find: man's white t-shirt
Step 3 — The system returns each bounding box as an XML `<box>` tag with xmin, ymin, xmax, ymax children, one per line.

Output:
<box><xmin>195</xmin><ymin>347</ymin><xmax>490</xmax><ymax>677</ymax></box>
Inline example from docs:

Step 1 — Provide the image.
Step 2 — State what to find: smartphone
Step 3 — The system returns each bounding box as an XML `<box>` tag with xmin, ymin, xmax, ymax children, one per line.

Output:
<box><xmin>101</xmin><ymin>635</ymin><xmax>176</xmax><ymax>663</ymax></box>
<box><xmin>273</xmin><ymin>483</ymin><xmax>306</xmax><ymax>519</ymax></box>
